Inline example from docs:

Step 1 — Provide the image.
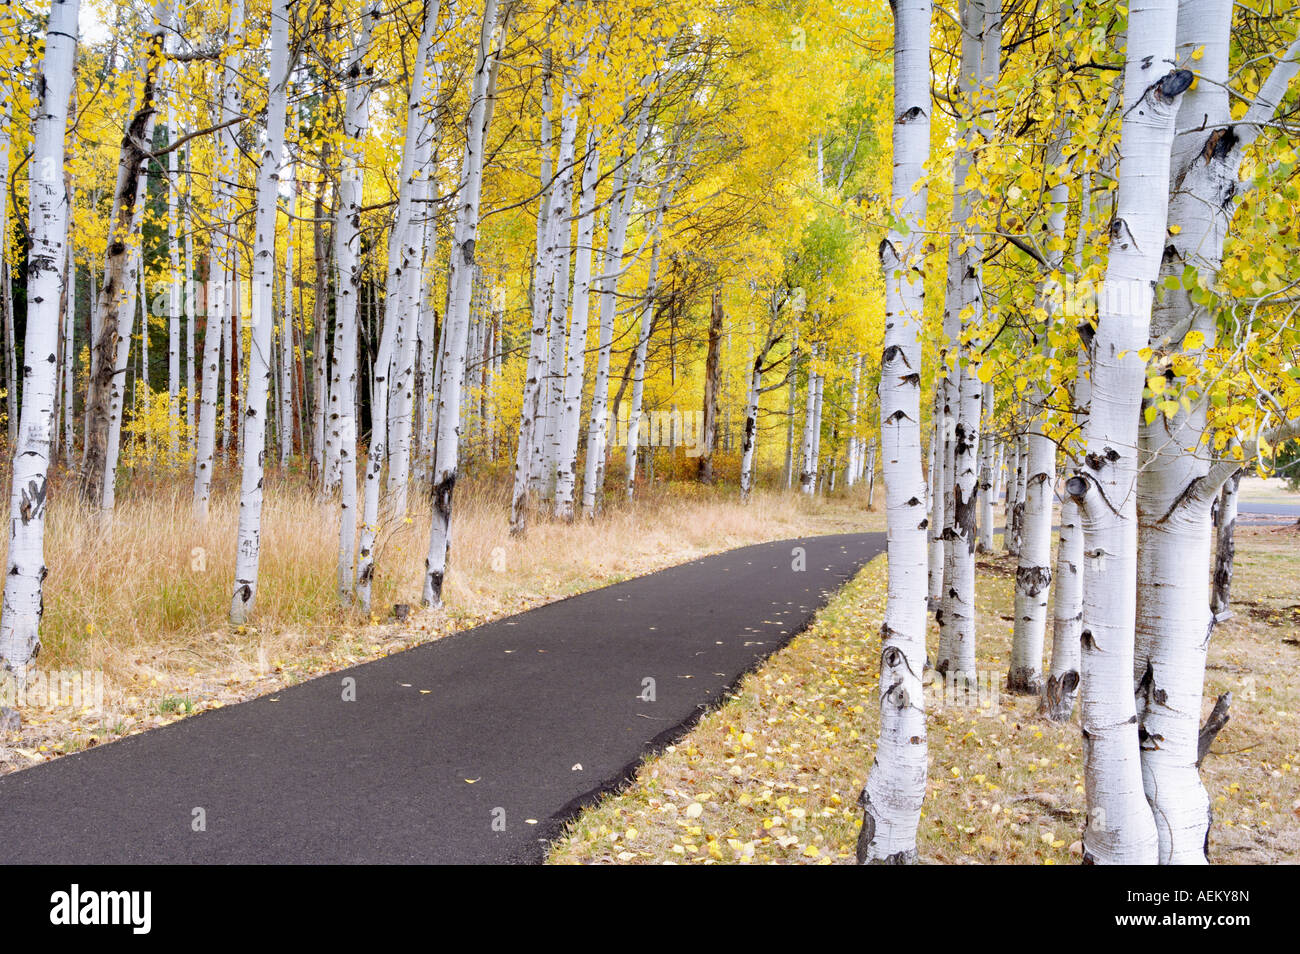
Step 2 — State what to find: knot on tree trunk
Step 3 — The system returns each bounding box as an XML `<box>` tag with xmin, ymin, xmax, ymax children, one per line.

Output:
<box><xmin>1039</xmin><ymin>670</ymin><xmax>1080</xmax><ymax>722</ymax></box>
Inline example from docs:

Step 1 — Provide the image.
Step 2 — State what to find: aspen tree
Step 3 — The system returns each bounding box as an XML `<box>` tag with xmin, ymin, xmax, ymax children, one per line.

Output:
<box><xmin>230</xmin><ymin>0</ymin><xmax>293</xmax><ymax>624</ymax></box>
<box><xmin>357</xmin><ymin>0</ymin><xmax>442</xmax><ymax>613</ymax></box>
<box><xmin>553</xmin><ymin>126</ymin><xmax>600</xmax><ymax>519</ymax></box>
<box><xmin>84</xmin><ymin>1</ymin><xmax>170</xmax><ymax>512</ymax></box>
<box><xmin>0</xmin><ymin>0</ymin><xmax>80</xmax><ymax>675</ymax></box>
<box><xmin>333</xmin><ymin>3</ymin><xmax>379</xmax><ymax>600</ymax></box>
<box><xmin>856</xmin><ymin>0</ymin><xmax>932</xmax><ymax>865</ymax></box>
<box><xmin>1064</xmin><ymin>0</ymin><xmax>1191</xmax><ymax>864</ymax></box>
<box><xmin>193</xmin><ymin>0</ymin><xmax>245</xmax><ymax>521</ymax></box>
<box><xmin>1134</xmin><ymin>0</ymin><xmax>1300</xmax><ymax>863</ymax></box>
<box><xmin>582</xmin><ymin>101</ymin><xmax>651</xmax><ymax>518</ymax></box>
<box><xmin>422</xmin><ymin>0</ymin><xmax>506</xmax><ymax>606</ymax></box>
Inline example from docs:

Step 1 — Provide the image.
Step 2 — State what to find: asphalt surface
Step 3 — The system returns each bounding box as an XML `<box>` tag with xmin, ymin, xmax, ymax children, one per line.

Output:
<box><xmin>1236</xmin><ymin>501</ymin><xmax>1300</xmax><ymax>522</ymax></box>
<box><xmin>0</xmin><ymin>532</ymin><xmax>884</xmax><ymax>864</ymax></box>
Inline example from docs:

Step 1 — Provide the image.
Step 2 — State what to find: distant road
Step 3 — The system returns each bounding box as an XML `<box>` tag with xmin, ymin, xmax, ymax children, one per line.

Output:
<box><xmin>1236</xmin><ymin>501</ymin><xmax>1300</xmax><ymax>520</ymax></box>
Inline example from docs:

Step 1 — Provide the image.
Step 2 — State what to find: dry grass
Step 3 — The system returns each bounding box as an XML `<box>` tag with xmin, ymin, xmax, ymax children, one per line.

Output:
<box><xmin>0</xmin><ymin>463</ymin><xmax>883</xmax><ymax>773</ymax></box>
<box><xmin>548</xmin><ymin>527</ymin><xmax>1300</xmax><ymax>865</ymax></box>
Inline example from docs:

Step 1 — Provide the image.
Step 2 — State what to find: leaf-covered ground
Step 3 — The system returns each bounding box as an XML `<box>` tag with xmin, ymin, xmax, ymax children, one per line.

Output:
<box><xmin>548</xmin><ymin>525</ymin><xmax>1300</xmax><ymax>864</ymax></box>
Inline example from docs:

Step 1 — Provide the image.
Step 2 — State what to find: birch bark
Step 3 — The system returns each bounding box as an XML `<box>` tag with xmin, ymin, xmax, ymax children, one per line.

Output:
<box><xmin>230</xmin><ymin>0</ymin><xmax>292</xmax><ymax>623</ymax></box>
<box><xmin>166</xmin><ymin>94</ymin><xmax>181</xmax><ymax>463</ymax></box>
<box><xmin>422</xmin><ymin>0</ymin><xmax>505</xmax><ymax>606</ymax></box>
<box><xmin>1209</xmin><ymin>471</ymin><xmax>1241</xmax><ymax>619</ymax></box>
<box><xmin>936</xmin><ymin>0</ymin><xmax>996</xmax><ymax>682</ymax></box>
<box><xmin>83</xmin><ymin>2</ymin><xmax>169</xmax><ymax>511</ymax></box>
<box><xmin>0</xmin><ymin>0</ymin><xmax>80</xmax><ymax>675</ymax></box>
<box><xmin>976</xmin><ymin>384</ymin><xmax>995</xmax><ymax>551</ymax></box>
<box><xmin>357</xmin><ymin>0</ymin><xmax>441</xmax><ymax>612</ymax></box>
<box><xmin>856</xmin><ymin>0</ymin><xmax>931</xmax><ymax>865</ymax></box>
<box><xmin>193</xmin><ymin>0</ymin><xmax>244</xmax><ymax>520</ymax></box>
<box><xmin>1043</xmin><ymin>167</ymin><xmax>1094</xmax><ymax>723</ymax></box>
<box><xmin>582</xmin><ymin>104</ymin><xmax>649</xmax><ymax>518</ymax></box>
<box><xmin>280</xmin><ymin>164</ymin><xmax>297</xmax><ymax>468</ymax></box>
<box><xmin>332</xmin><ymin>4</ymin><xmax>378</xmax><ymax>601</ymax></box>
<box><xmin>1134</xmin><ymin>2</ymin><xmax>1298</xmax><ymax>863</ymax></box>
<box><xmin>554</xmin><ymin>127</ymin><xmax>600</xmax><ymax>519</ymax></box>
<box><xmin>1010</xmin><ymin>61</ymin><xmax>1071</xmax><ymax>696</ymax></box>
<box><xmin>1065</xmin><ymin>0</ymin><xmax>1190</xmax><ymax>864</ymax></box>
<box><xmin>508</xmin><ymin>51</ymin><xmax>555</xmax><ymax>533</ymax></box>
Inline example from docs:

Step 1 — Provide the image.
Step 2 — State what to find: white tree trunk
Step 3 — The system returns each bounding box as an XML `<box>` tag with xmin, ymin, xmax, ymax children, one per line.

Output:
<box><xmin>0</xmin><ymin>108</ymin><xmax>10</xmax><ymax>452</ymax></box>
<box><xmin>167</xmin><ymin>99</ymin><xmax>181</xmax><ymax>463</ymax></box>
<box><xmin>356</xmin><ymin>0</ymin><xmax>440</xmax><ymax>613</ymax></box>
<box><xmin>100</xmin><ymin>195</ymin><xmax>146</xmax><ymax>516</ymax></box>
<box><xmin>856</xmin><ymin>0</ymin><xmax>931</xmax><ymax>865</ymax></box>
<box><xmin>221</xmin><ymin>251</ymin><xmax>235</xmax><ymax>461</ymax></box>
<box><xmin>624</xmin><ymin>122</ymin><xmax>693</xmax><ymax>501</ymax></box>
<box><xmin>61</xmin><ymin>196</ymin><xmax>77</xmax><ymax>467</ymax></box>
<box><xmin>4</xmin><ymin>262</ymin><xmax>16</xmax><ymax>453</ymax></box>
<box><xmin>229</xmin><ymin>0</ymin><xmax>292</xmax><ymax>624</ymax></box>
<box><xmin>553</xmin><ymin>128</ymin><xmax>600</xmax><ymax>520</ymax></box>
<box><xmin>927</xmin><ymin>389</ymin><xmax>945</xmax><ymax>609</ymax></box>
<box><xmin>332</xmin><ymin>4</ymin><xmax>378</xmax><ymax>601</ymax></box>
<box><xmin>309</xmin><ymin>176</ymin><xmax>330</xmax><ymax>481</ymax></box>
<box><xmin>1006</xmin><ymin>430</ymin><xmax>1027</xmax><ymax>554</ymax></box>
<box><xmin>193</xmin><ymin>0</ymin><xmax>244</xmax><ymax>521</ymax></box>
<box><xmin>385</xmin><ymin>27</ymin><xmax>444</xmax><ymax>517</ymax></box>
<box><xmin>422</xmin><ymin>0</ymin><xmax>504</xmax><ymax>607</ymax></box>
<box><xmin>1064</xmin><ymin>0</ymin><xmax>1190</xmax><ymax>864</ymax></box>
<box><xmin>1209</xmin><ymin>471</ymin><xmax>1240</xmax><ymax>619</ymax></box>
<box><xmin>625</xmin><ymin>218</ymin><xmax>667</xmax><ymax>494</ymax></box>
<box><xmin>845</xmin><ymin>353</ymin><xmax>861</xmax><ymax>487</ymax></box>
<box><xmin>784</xmin><ymin>325</ymin><xmax>798</xmax><ymax>489</ymax></box>
<box><xmin>582</xmin><ymin>106</ymin><xmax>649</xmax><ymax>518</ymax></box>
<box><xmin>538</xmin><ymin>65</ymin><xmax>582</xmax><ymax>502</ymax></box>
<box><xmin>739</xmin><ymin>357</ymin><xmax>762</xmax><ymax>500</ymax></box>
<box><xmin>1042</xmin><ymin>159</ymin><xmax>1094</xmax><ymax>723</ymax></box>
<box><xmin>977</xmin><ymin>384</ymin><xmax>995</xmax><ymax>551</ymax></box>
<box><xmin>998</xmin><ymin>437</ymin><xmax>1014</xmax><ymax>536</ymax></box>
<box><xmin>799</xmin><ymin>349</ymin><xmax>818</xmax><ymax>494</ymax></box>
<box><xmin>1041</xmin><ymin>495</ymin><xmax>1083</xmax><ymax>721</ymax></box>
<box><xmin>1134</xmin><ymin>2</ymin><xmax>1299</xmax><ymax>864</ymax></box>
<box><xmin>865</xmin><ymin>437</ymin><xmax>877</xmax><ymax>508</ymax></box>
<box><xmin>508</xmin><ymin>51</ymin><xmax>556</xmax><ymax>533</ymax></box>
<box><xmin>0</xmin><ymin>0</ymin><xmax>80</xmax><ymax>675</ymax></box>
<box><xmin>810</xmin><ymin>369</ymin><xmax>824</xmax><ymax>488</ymax></box>
<box><xmin>415</xmin><ymin>211</ymin><xmax>439</xmax><ymax>484</ymax></box>
<box><xmin>936</xmin><ymin>0</ymin><xmax>995</xmax><ymax>682</ymax></box>
<box><xmin>82</xmin><ymin>5</ymin><xmax>170</xmax><ymax>511</ymax></box>
<box><xmin>279</xmin><ymin>166</ymin><xmax>297</xmax><ymax>468</ymax></box>
<box><xmin>141</xmin><ymin>255</ymin><xmax>150</xmax><ymax>398</ymax></box>
<box><xmin>184</xmin><ymin>172</ymin><xmax>196</xmax><ymax>458</ymax></box>
<box><xmin>1010</xmin><ymin>103</ymin><xmax>1069</xmax><ymax>696</ymax></box>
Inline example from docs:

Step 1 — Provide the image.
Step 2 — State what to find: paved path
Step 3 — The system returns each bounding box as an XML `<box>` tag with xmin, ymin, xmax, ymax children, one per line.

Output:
<box><xmin>0</xmin><ymin>532</ymin><xmax>884</xmax><ymax>864</ymax></box>
<box><xmin>1237</xmin><ymin>501</ymin><xmax>1300</xmax><ymax>522</ymax></box>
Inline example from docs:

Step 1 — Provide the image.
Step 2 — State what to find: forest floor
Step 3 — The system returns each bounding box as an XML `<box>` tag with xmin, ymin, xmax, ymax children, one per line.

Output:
<box><xmin>548</xmin><ymin>521</ymin><xmax>1300</xmax><ymax>865</ymax></box>
<box><xmin>0</xmin><ymin>469</ymin><xmax>883</xmax><ymax>777</ymax></box>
